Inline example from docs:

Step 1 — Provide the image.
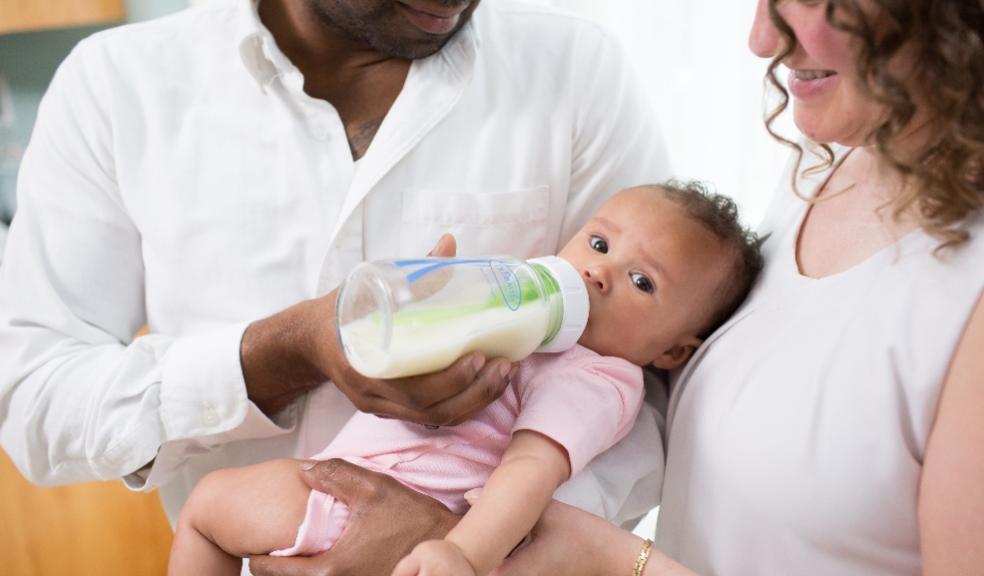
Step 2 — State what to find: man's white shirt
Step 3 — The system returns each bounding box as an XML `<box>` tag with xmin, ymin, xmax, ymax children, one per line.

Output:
<box><xmin>0</xmin><ymin>0</ymin><xmax>669</xmax><ymax>525</ymax></box>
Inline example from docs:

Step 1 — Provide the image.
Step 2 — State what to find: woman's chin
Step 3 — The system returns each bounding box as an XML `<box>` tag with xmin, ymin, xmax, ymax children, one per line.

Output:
<box><xmin>793</xmin><ymin>106</ymin><xmax>874</xmax><ymax>148</ymax></box>
<box><xmin>793</xmin><ymin>119</ymin><xmax>847</xmax><ymax>147</ymax></box>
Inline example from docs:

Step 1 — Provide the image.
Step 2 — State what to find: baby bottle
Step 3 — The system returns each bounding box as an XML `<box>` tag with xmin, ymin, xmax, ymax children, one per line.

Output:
<box><xmin>335</xmin><ymin>256</ymin><xmax>589</xmax><ymax>379</ymax></box>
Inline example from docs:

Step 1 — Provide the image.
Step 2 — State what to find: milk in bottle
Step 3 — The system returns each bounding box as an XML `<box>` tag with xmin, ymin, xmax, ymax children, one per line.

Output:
<box><xmin>336</xmin><ymin>256</ymin><xmax>589</xmax><ymax>379</ymax></box>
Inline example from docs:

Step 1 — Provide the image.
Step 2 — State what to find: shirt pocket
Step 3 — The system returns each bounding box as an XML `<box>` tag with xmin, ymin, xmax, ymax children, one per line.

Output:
<box><xmin>400</xmin><ymin>185</ymin><xmax>551</xmax><ymax>257</ymax></box>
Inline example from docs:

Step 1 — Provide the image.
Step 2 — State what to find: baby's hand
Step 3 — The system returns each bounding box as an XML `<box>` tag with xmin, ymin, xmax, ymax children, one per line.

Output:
<box><xmin>391</xmin><ymin>539</ymin><xmax>477</xmax><ymax>576</ymax></box>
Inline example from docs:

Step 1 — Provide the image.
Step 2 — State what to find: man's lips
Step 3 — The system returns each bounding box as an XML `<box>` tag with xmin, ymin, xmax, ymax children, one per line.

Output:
<box><xmin>396</xmin><ymin>1</ymin><xmax>467</xmax><ymax>35</ymax></box>
<box><xmin>398</xmin><ymin>0</ymin><xmax>468</xmax><ymax>19</ymax></box>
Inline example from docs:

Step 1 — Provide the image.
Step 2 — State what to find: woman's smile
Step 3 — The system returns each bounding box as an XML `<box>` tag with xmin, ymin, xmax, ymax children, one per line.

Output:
<box><xmin>787</xmin><ymin>67</ymin><xmax>839</xmax><ymax>99</ymax></box>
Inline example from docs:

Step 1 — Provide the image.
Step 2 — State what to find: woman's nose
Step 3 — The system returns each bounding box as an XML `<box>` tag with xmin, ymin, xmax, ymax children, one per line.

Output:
<box><xmin>749</xmin><ymin>0</ymin><xmax>780</xmax><ymax>58</ymax></box>
<box><xmin>582</xmin><ymin>266</ymin><xmax>610</xmax><ymax>294</ymax></box>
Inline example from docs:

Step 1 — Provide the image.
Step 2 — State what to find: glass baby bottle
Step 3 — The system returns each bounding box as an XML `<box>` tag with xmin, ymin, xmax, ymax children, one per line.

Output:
<box><xmin>335</xmin><ymin>255</ymin><xmax>589</xmax><ymax>379</ymax></box>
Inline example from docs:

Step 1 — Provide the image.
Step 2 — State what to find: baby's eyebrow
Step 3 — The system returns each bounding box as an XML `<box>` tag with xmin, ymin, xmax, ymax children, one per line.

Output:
<box><xmin>590</xmin><ymin>216</ymin><xmax>620</xmax><ymax>232</ymax></box>
<box><xmin>591</xmin><ymin>215</ymin><xmax>672</xmax><ymax>283</ymax></box>
<box><xmin>641</xmin><ymin>252</ymin><xmax>672</xmax><ymax>284</ymax></box>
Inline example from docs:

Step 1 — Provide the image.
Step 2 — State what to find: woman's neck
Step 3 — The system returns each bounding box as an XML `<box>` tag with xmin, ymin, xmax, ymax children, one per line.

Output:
<box><xmin>795</xmin><ymin>146</ymin><xmax>919</xmax><ymax>278</ymax></box>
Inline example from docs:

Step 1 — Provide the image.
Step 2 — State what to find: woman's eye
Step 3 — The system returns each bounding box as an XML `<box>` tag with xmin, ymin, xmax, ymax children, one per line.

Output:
<box><xmin>589</xmin><ymin>235</ymin><xmax>608</xmax><ymax>253</ymax></box>
<box><xmin>631</xmin><ymin>272</ymin><xmax>655</xmax><ymax>294</ymax></box>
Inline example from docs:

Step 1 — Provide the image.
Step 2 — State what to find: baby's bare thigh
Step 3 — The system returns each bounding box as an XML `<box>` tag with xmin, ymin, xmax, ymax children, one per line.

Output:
<box><xmin>186</xmin><ymin>458</ymin><xmax>312</xmax><ymax>557</ymax></box>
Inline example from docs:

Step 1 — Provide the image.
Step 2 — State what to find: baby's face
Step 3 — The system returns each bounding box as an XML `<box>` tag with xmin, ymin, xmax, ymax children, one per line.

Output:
<box><xmin>558</xmin><ymin>187</ymin><xmax>734</xmax><ymax>368</ymax></box>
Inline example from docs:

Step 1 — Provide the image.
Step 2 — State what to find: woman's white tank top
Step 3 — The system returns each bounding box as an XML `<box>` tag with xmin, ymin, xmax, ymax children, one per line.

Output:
<box><xmin>656</xmin><ymin>150</ymin><xmax>984</xmax><ymax>575</ymax></box>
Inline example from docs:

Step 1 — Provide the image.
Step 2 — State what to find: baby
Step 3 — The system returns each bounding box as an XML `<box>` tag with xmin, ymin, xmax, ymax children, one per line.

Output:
<box><xmin>167</xmin><ymin>181</ymin><xmax>763</xmax><ymax>576</ymax></box>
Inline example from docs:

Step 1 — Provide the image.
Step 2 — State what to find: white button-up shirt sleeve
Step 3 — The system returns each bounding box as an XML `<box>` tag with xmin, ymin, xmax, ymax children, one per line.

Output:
<box><xmin>561</xmin><ymin>23</ymin><xmax>670</xmax><ymax>246</ymax></box>
<box><xmin>0</xmin><ymin>40</ymin><xmax>284</xmax><ymax>488</ymax></box>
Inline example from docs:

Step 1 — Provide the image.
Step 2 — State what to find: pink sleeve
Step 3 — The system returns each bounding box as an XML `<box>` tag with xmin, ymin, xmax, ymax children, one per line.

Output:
<box><xmin>512</xmin><ymin>353</ymin><xmax>645</xmax><ymax>478</ymax></box>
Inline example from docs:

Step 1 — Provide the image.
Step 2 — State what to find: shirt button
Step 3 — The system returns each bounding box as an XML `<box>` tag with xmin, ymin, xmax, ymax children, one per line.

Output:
<box><xmin>202</xmin><ymin>402</ymin><xmax>219</xmax><ymax>426</ymax></box>
<box><xmin>310</xmin><ymin>123</ymin><xmax>330</xmax><ymax>140</ymax></box>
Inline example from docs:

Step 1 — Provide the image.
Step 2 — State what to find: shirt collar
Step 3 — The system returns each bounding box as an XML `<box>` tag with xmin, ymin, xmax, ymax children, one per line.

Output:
<box><xmin>235</xmin><ymin>0</ymin><xmax>481</xmax><ymax>93</ymax></box>
<box><xmin>436</xmin><ymin>12</ymin><xmax>480</xmax><ymax>83</ymax></box>
<box><xmin>236</xmin><ymin>0</ymin><xmax>284</xmax><ymax>92</ymax></box>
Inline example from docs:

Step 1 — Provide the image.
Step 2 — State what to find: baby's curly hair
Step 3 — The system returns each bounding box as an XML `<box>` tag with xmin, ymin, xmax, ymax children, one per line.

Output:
<box><xmin>764</xmin><ymin>0</ymin><xmax>984</xmax><ymax>251</ymax></box>
<box><xmin>654</xmin><ymin>181</ymin><xmax>764</xmax><ymax>338</ymax></box>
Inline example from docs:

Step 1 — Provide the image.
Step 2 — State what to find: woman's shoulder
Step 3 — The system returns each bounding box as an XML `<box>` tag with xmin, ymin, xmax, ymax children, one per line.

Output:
<box><xmin>905</xmin><ymin>208</ymin><xmax>984</xmax><ymax>280</ymax></box>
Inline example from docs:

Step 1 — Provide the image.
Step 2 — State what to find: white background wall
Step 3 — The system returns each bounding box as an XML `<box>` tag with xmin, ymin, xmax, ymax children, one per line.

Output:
<box><xmin>531</xmin><ymin>0</ymin><xmax>797</xmax><ymax>226</ymax></box>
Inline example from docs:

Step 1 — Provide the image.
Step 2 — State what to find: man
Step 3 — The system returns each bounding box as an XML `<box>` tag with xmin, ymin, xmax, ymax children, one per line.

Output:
<box><xmin>0</xmin><ymin>0</ymin><xmax>669</xmax><ymax>573</ymax></box>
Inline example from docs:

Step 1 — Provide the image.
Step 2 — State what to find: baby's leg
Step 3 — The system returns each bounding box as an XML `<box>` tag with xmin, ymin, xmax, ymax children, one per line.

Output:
<box><xmin>168</xmin><ymin>458</ymin><xmax>312</xmax><ymax>576</ymax></box>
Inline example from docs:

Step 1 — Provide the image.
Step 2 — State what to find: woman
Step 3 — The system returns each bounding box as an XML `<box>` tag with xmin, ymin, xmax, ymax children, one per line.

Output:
<box><xmin>250</xmin><ymin>1</ymin><xmax>983</xmax><ymax>574</ymax></box>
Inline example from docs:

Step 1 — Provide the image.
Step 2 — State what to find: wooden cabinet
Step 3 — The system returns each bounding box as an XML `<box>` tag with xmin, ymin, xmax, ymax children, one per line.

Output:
<box><xmin>0</xmin><ymin>0</ymin><xmax>124</xmax><ymax>35</ymax></box>
<box><xmin>0</xmin><ymin>449</ymin><xmax>173</xmax><ymax>576</ymax></box>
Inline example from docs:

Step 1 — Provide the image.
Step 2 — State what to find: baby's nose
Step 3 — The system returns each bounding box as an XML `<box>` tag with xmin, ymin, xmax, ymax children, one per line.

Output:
<box><xmin>582</xmin><ymin>267</ymin><xmax>610</xmax><ymax>294</ymax></box>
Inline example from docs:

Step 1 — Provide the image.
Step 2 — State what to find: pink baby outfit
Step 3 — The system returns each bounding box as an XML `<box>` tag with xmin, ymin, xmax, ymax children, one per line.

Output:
<box><xmin>271</xmin><ymin>344</ymin><xmax>644</xmax><ymax>556</ymax></box>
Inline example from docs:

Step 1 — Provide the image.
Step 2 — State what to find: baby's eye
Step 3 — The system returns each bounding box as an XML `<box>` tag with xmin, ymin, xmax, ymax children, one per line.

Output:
<box><xmin>589</xmin><ymin>235</ymin><xmax>609</xmax><ymax>253</ymax></box>
<box><xmin>630</xmin><ymin>272</ymin><xmax>655</xmax><ymax>294</ymax></box>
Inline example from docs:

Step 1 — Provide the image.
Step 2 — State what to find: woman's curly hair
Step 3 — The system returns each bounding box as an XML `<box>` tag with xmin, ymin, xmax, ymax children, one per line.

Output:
<box><xmin>764</xmin><ymin>0</ymin><xmax>984</xmax><ymax>250</ymax></box>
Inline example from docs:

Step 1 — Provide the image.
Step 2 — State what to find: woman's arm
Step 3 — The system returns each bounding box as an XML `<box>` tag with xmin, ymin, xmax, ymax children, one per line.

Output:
<box><xmin>491</xmin><ymin>498</ymin><xmax>696</xmax><ymax>576</ymax></box>
<box><xmin>919</xmin><ymin>292</ymin><xmax>984</xmax><ymax>573</ymax></box>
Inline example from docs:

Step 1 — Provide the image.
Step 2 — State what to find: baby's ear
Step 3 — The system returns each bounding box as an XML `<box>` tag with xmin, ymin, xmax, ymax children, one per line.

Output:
<box><xmin>651</xmin><ymin>336</ymin><xmax>703</xmax><ymax>370</ymax></box>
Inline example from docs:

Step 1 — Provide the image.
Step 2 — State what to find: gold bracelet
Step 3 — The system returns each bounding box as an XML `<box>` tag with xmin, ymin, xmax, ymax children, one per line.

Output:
<box><xmin>632</xmin><ymin>538</ymin><xmax>654</xmax><ymax>576</ymax></box>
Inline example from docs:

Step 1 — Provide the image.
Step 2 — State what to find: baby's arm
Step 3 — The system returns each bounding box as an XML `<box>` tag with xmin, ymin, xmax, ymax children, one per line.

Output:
<box><xmin>393</xmin><ymin>430</ymin><xmax>571</xmax><ymax>576</ymax></box>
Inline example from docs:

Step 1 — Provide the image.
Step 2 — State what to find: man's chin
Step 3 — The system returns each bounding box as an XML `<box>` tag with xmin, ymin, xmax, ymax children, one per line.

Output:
<box><xmin>370</xmin><ymin>31</ymin><xmax>458</xmax><ymax>59</ymax></box>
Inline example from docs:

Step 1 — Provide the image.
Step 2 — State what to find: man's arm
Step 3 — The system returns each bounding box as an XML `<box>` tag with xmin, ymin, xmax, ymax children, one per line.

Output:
<box><xmin>240</xmin><ymin>232</ymin><xmax>515</xmax><ymax>424</ymax></box>
<box><xmin>0</xmin><ymin>36</ymin><xmax>405</xmax><ymax>490</ymax></box>
<box><xmin>0</xmin><ymin>40</ymin><xmax>511</xmax><ymax>490</ymax></box>
<box><xmin>0</xmin><ymin>40</ymin><xmax>273</xmax><ymax>488</ymax></box>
